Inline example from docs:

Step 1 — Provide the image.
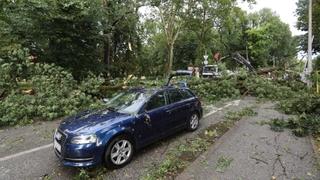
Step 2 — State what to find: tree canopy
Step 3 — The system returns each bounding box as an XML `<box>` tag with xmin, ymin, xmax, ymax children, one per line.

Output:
<box><xmin>0</xmin><ymin>0</ymin><xmax>297</xmax><ymax>79</ymax></box>
<box><xmin>0</xmin><ymin>0</ymin><xmax>310</xmax><ymax>127</ymax></box>
<box><xmin>246</xmin><ymin>9</ymin><xmax>297</xmax><ymax>67</ymax></box>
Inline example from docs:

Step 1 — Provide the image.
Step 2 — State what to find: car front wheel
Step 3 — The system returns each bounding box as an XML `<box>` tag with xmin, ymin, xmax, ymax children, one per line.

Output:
<box><xmin>187</xmin><ymin>113</ymin><xmax>199</xmax><ymax>131</ymax></box>
<box><xmin>104</xmin><ymin>135</ymin><xmax>134</xmax><ymax>169</ymax></box>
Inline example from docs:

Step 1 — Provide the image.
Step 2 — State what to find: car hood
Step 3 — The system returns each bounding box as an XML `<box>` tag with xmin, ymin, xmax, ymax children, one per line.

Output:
<box><xmin>58</xmin><ymin>109</ymin><xmax>132</xmax><ymax>134</ymax></box>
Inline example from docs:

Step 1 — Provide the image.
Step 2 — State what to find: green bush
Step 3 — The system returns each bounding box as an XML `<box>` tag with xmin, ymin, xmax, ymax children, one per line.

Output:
<box><xmin>269</xmin><ymin>118</ymin><xmax>288</xmax><ymax>132</ymax></box>
<box><xmin>1</xmin><ymin>61</ymin><xmax>319</xmax><ymax>129</ymax></box>
<box><xmin>0</xmin><ymin>61</ymin><xmax>105</xmax><ymax>126</ymax></box>
<box><xmin>287</xmin><ymin>114</ymin><xmax>320</xmax><ymax>136</ymax></box>
<box><xmin>0</xmin><ymin>92</ymin><xmax>37</xmax><ymax>125</ymax></box>
<box><xmin>188</xmin><ymin>77</ymin><xmax>240</xmax><ymax>103</ymax></box>
<box><xmin>269</xmin><ymin>114</ymin><xmax>320</xmax><ymax>137</ymax></box>
<box><xmin>278</xmin><ymin>93</ymin><xmax>320</xmax><ymax>115</ymax></box>
<box><xmin>244</xmin><ymin>76</ymin><xmax>295</xmax><ymax>100</ymax></box>
<box><xmin>0</xmin><ymin>48</ymin><xmax>29</xmax><ymax>92</ymax></box>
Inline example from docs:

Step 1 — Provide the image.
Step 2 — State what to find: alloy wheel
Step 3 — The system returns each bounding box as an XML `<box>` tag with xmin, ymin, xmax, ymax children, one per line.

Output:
<box><xmin>190</xmin><ymin>114</ymin><xmax>199</xmax><ymax>130</ymax></box>
<box><xmin>110</xmin><ymin>140</ymin><xmax>132</xmax><ymax>165</ymax></box>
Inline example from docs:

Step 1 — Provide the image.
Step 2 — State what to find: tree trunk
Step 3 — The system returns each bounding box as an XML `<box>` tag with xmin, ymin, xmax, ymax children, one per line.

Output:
<box><xmin>167</xmin><ymin>43</ymin><xmax>174</xmax><ymax>77</ymax></box>
<box><xmin>104</xmin><ymin>36</ymin><xmax>111</xmax><ymax>66</ymax></box>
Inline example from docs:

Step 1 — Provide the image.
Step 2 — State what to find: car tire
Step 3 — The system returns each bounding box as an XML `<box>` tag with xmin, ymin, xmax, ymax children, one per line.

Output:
<box><xmin>187</xmin><ymin>112</ymin><xmax>200</xmax><ymax>131</ymax></box>
<box><xmin>104</xmin><ymin>135</ymin><xmax>134</xmax><ymax>169</ymax></box>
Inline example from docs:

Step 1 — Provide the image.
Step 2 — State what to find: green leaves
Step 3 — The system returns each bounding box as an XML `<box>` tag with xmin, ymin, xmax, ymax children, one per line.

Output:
<box><xmin>246</xmin><ymin>9</ymin><xmax>297</xmax><ymax>68</ymax></box>
<box><xmin>0</xmin><ymin>60</ymin><xmax>105</xmax><ymax>126</ymax></box>
<box><xmin>269</xmin><ymin>115</ymin><xmax>320</xmax><ymax>137</ymax></box>
<box><xmin>0</xmin><ymin>0</ymin><xmax>105</xmax><ymax>79</ymax></box>
<box><xmin>215</xmin><ymin>156</ymin><xmax>233</xmax><ymax>173</ymax></box>
<box><xmin>278</xmin><ymin>92</ymin><xmax>320</xmax><ymax>115</ymax></box>
<box><xmin>188</xmin><ymin>77</ymin><xmax>241</xmax><ymax>103</ymax></box>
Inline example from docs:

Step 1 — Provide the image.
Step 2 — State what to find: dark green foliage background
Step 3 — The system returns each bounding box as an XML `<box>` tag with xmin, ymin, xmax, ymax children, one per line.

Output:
<box><xmin>0</xmin><ymin>0</ymin><xmax>317</xmax><ymax>127</ymax></box>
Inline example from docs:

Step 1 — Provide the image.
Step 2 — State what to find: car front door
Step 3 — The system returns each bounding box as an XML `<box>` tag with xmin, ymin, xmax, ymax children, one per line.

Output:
<box><xmin>135</xmin><ymin>91</ymin><xmax>168</xmax><ymax>146</ymax></box>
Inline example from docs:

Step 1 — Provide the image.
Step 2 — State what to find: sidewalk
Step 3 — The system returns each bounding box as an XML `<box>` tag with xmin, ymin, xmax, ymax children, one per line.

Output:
<box><xmin>177</xmin><ymin>102</ymin><xmax>320</xmax><ymax>180</ymax></box>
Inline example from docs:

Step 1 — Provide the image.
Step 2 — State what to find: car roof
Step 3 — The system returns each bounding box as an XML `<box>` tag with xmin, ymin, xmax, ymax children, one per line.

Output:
<box><xmin>129</xmin><ymin>85</ymin><xmax>187</xmax><ymax>94</ymax></box>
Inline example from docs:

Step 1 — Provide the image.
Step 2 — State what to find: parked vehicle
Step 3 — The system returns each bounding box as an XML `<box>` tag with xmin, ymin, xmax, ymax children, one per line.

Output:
<box><xmin>53</xmin><ymin>75</ymin><xmax>202</xmax><ymax>168</ymax></box>
<box><xmin>202</xmin><ymin>65</ymin><xmax>221</xmax><ymax>78</ymax></box>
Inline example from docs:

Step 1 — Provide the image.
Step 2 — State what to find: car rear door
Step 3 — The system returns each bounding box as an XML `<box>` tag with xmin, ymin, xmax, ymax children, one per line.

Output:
<box><xmin>178</xmin><ymin>88</ymin><xmax>197</xmax><ymax>118</ymax></box>
<box><xmin>165</xmin><ymin>89</ymin><xmax>189</xmax><ymax>132</ymax></box>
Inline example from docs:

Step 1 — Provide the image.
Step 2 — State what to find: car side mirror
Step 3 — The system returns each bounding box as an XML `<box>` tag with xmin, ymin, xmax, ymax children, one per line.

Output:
<box><xmin>103</xmin><ymin>98</ymin><xmax>110</xmax><ymax>104</ymax></box>
<box><xmin>142</xmin><ymin>112</ymin><xmax>151</xmax><ymax>126</ymax></box>
<box><xmin>141</xmin><ymin>109</ymin><xmax>149</xmax><ymax>116</ymax></box>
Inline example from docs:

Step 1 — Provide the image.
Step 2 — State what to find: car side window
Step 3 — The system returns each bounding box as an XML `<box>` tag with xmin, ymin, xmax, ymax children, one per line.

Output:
<box><xmin>179</xmin><ymin>89</ymin><xmax>194</xmax><ymax>99</ymax></box>
<box><xmin>167</xmin><ymin>89</ymin><xmax>184</xmax><ymax>104</ymax></box>
<box><xmin>145</xmin><ymin>92</ymin><xmax>166</xmax><ymax>111</ymax></box>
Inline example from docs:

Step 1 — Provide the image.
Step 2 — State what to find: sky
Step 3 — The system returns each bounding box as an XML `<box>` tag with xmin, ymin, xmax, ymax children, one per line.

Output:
<box><xmin>140</xmin><ymin>0</ymin><xmax>305</xmax><ymax>36</ymax></box>
<box><xmin>238</xmin><ymin>0</ymin><xmax>304</xmax><ymax>36</ymax></box>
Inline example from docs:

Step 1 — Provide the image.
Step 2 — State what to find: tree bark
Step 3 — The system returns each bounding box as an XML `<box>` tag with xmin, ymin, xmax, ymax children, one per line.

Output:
<box><xmin>167</xmin><ymin>43</ymin><xmax>174</xmax><ymax>77</ymax></box>
<box><xmin>104</xmin><ymin>35</ymin><xmax>111</xmax><ymax>66</ymax></box>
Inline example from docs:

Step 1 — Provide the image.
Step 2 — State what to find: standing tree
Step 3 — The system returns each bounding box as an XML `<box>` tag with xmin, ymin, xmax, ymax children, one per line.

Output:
<box><xmin>246</xmin><ymin>9</ymin><xmax>297</xmax><ymax>68</ymax></box>
<box><xmin>101</xmin><ymin>0</ymin><xmax>144</xmax><ymax>77</ymax></box>
<box><xmin>151</xmin><ymin>0</ymin><xmax>185</xmax><ymax>76</ymax></box>
<box><xmin>183</xmin><ymin>0</ymin><xmax>255</xmax><ymax>66</ymax></box>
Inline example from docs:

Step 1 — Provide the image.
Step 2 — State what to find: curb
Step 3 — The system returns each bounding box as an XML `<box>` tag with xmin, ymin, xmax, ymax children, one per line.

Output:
<box><xmin>176</xmin><ymin>117</ymin><xmax>246</xmax><ymax>180</ymax></box>
<box><xmin>309</xmin><ymin>135</ymin><xmax>320</xmax><ymax>159</ymax></box>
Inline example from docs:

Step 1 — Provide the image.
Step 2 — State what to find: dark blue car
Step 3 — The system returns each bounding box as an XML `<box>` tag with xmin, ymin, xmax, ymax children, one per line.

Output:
<box><xmin>54</xmin><ymin>86</ymin><xmax>202</xmax><ymax>168</ymax></box>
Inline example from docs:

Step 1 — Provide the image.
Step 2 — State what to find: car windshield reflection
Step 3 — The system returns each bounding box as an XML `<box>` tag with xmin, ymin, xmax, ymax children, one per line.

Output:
<box><xmin>105</xmin><ymin>91</ymin><xmax>151</xmax><ymax>114</ymax></box>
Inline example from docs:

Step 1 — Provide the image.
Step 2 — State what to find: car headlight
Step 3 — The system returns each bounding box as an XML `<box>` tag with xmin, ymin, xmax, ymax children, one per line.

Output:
<box><xmin>71</xmin><ymin>134</ymin><xmax>97</xmax><ymax>144</ymax></box>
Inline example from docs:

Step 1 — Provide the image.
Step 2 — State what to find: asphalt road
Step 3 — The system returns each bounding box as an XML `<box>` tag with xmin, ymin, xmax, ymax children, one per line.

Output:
<box><xmin>0</xmin><ymin>97</ymin><xmax>255</xmax><ymax>180</ymax></box>
<box><xmin>177</xmin><ymin>102</ymin><xmax>320</xmax><ymax>180</ymax></box>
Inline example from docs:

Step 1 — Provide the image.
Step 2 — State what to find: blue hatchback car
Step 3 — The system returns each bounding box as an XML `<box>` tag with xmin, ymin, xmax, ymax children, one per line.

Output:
<box><xmin>54</xmin><ymin>85</ymin><xmax>202</xmax><ymax>168</ymax></box>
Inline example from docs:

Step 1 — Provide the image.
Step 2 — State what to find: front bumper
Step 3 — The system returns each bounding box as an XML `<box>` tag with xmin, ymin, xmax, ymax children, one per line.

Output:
<box><xmin>54</xmin><ymin>142</ymin><xmax>104</xmax><ymax>167</ymax></box>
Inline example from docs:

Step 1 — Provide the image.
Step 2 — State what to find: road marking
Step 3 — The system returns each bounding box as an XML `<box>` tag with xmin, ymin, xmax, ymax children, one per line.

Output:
<box><xmin>0</xmin><ymin>143</ymin><xmax>52</xmax><ymax>162</ymax></box>
<box><xmin>0</xmin><ymin>99</ymin><xmax>241</xmax><ymax>162</ymax></box>
<box><xmin>204</xmin><ymin>99</ymin><xmax>240</xmax><ymax>118</ymax></box>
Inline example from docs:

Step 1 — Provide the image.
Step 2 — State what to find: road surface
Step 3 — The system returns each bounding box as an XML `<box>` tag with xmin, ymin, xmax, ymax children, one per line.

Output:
<box><xmin>0</xmin><ymin>98</ymin><xmax>249</xmax><ymax>180</ymax></box>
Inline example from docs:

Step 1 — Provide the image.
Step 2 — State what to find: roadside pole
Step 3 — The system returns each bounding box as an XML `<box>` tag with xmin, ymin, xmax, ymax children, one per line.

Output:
<box><xmin>307</xmin><ymin>0</ymin><xmax>313</xmax><ymax>87</ymax></box>
<box><xmin>317</xmin><ymin>71</ymin><xmax>320</xmax><ymax>94</ymax></box>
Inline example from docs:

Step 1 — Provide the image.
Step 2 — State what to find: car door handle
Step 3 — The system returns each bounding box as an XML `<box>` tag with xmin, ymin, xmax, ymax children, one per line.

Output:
<box><xmin>172</xmin><ymin>106</ymin><xmax>184</xmax><ymax>111</ymax></box>
<box><xmin>167</xmin><ymin>105</ymin><xmax>183</xmax><ymax>112</ymax></box>
<box><xmin>166</xmin><ymin>110</ymin><xmax>172</xmax><ymax>114</ymax></box>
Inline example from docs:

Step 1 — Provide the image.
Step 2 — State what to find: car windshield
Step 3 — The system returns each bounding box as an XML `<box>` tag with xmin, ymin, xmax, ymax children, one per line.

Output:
<box><xmin>203</xmin><ymin>66</ymin><xmax>216</xmax><ymax>73</ymax></box>
<box><xmin>105</xmin><ymin>90</ymin><xmax>151</xmax><ymax>114</ymax></box>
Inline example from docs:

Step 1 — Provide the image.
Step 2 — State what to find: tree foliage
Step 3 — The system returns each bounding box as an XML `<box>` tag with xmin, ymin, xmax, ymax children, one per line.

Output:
<box><xmin>246</xmin><ymin>9</ymin><xmax>297</xmax><ymax>68</ymax></box>
<box><xmin>150</xmin><ymin>0</ymin><xmax>186</xmax><ymax>76</ymax></box>
<box><xmin>102</xmin><ymin>0</ymin><xmax>143</xmax><ymax>77</ymax></box>
<box><xmin>0</xmin><ymin>0</ymin><xmax>297</xmax><ymax>78</ymax></box>
<box><xmin>0</xmin><ymin>0</ymin><xmax>105</xmax><ymax>79</ymax></box>
<box><xmin>0</xmin><ymin>59</ymin><xmax>104</xmax><ymax>126</ymax></box>
<box><xmin>0</xmin><ymin>0</ymin><xmax>303</xmax><ymax>126</ymax></box>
